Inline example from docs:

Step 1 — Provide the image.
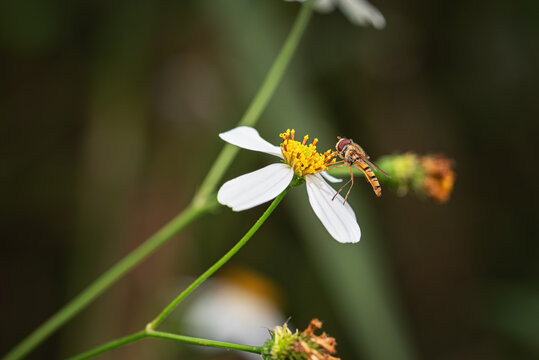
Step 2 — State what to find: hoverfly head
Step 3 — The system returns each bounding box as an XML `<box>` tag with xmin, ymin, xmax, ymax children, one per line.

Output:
<box><xmin>335</xmin><ymin>138</ymin><xmax>352</xmax><ymax>153</ymax></box>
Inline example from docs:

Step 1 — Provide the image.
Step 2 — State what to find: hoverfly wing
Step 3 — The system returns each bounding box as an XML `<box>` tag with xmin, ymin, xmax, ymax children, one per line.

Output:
<box><xmin>363</xmin><ymin>158</ymin><xmax>391</xmax><ymax>178</ymax></box>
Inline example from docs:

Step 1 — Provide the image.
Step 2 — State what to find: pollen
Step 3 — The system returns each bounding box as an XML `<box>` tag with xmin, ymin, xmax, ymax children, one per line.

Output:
<box><xmin>279</xmin><ymin>129</ymin><xmax>335</xmax><ymax>177</ymax></box>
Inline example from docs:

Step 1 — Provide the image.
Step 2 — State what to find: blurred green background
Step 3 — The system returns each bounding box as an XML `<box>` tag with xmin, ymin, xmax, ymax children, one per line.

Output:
<box><xmin>2</xmin><ymin>0</ymin><xmax>539</xmax><ymax>359</ymax></box>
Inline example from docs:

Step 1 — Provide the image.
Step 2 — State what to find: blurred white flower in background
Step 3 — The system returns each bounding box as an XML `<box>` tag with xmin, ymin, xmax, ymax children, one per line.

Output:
<box><xmin>287</xmin><ymin>0</ymin><xmax>386</xmax><ymax>29</ymax></box>
<box><xmin>182</xmin><ymin>268</ymin><xmax>286</xmax><ymax>359</ymax></box>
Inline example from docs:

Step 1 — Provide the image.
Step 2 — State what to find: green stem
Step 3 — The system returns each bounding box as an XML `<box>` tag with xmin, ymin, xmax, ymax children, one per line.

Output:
<box><xmin>68</xmin><ymin>329</ymin><xmax>262</xmax><ymax>360</ymax></box>
<box><xmin>148</xmin><ymin>187</ymin><xmax>290</xmax><ymax>329</ymax></box>
<box><xmin>67</xmin><ymin>331</ymin><xmax>147</xmax><ymax>360</ymax></box>
<box><xmin>328</xmin><ymin>163</ymin><xmax>393</xmax><ymax>187</ymax></box>
<box><xmin>69</xmin><ymin>188</ymin><xmax>289</xmax><ymax>360</ymax></box>
<box><xmin>3</xmin><ymin>2</ymin><xmax>313</xmax><ymax>359</ymax></box>
<box><xmin>3</xmin><ymin>200</ymin><xmax>218</xmax><ymax>360</ymax></box>
<box><xmin>193</xmin><ymin>0</ymin><xmax>314</xmax><ymax>205</ymax></box>
<box><xmin>147</xmin><ymin>330</ymin><xmax>262</xmax><ymax>354</ymax></box>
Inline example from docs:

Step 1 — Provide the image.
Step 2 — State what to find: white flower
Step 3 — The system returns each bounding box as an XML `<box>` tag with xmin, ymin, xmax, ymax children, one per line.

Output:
<box><xmin>183</xmin><ymin>270</ymin><xmax>285</xmax><ymax>359</ymax></box>
<box><xmin>217</xmin><ymin>126</ymin><xmax>361</xmax><ymax>243</ymax></box>
<box><xmin>287</xmin><ymin>0</ymin><xmax>386</xmax><ymax>29</ymax></box>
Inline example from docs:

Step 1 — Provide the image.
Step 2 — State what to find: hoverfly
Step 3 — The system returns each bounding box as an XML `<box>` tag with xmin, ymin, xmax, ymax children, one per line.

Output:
<box><xmin>332</xmin><ymin>137</ymin><xmax>391</xmax><ymax>203</ymax></box>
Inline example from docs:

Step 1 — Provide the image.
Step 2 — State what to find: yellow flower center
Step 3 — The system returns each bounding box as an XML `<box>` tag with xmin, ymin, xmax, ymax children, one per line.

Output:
<box><xmin>279</xmin><ymin>129</ymin><xmax>335</xmax><ymax>177</ymax></box>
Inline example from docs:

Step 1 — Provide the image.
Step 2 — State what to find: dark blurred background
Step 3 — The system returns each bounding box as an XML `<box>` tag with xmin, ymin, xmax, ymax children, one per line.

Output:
<box><xmin>1</xmin><ymin>0</ymin><xmax>539</xmax><ymax>359</ymax></box>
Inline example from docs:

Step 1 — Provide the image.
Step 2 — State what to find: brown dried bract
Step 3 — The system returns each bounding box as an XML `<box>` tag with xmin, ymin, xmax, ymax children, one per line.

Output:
<box><xmin>420</xmin><ymin>155</ymin><xmax>456</xmax><ymax>203</ymax></box>
<box><xmin>296</xmin><ymin>319</ymin><xmax>340</xmax><ymax>360</ymax></box>
<box><xmin>302</xmin><ymin>318</ymin><xmax>323</xmax><ymax>337</ymax></box>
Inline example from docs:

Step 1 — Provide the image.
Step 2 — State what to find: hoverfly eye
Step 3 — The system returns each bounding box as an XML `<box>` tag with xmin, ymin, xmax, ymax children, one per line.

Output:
<box><xmin>336</xmin><ymin>139</ymin><xmax>351</xmax><ymax>152</ymax></box>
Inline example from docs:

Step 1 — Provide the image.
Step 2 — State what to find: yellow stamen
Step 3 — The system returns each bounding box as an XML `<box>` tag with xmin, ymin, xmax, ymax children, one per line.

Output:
<box><xmin>279</xmin><ymin>129</ymin><xmax>335</xmax><ymax>177</ymax></box>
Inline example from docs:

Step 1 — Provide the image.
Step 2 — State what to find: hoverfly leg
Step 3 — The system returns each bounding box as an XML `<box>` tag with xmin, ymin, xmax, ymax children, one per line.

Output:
<box><xmin>332</xmin><ymin>164</ymin><xmax>354</xmax><ymax>204</ymax></box>
<box><xmin>343</xmin><ymin>165</ymin><xmax>355</xmax><ymax>204</ymax></box>
<box><xmin>332</xmin><ymin>175</ymin><xmax>352</xmax><ymax>202</ymax></box>
<box><xmin>330</xmin><ymin>161</ymin><xmax>348</xmax><ymax>169</ymax></box>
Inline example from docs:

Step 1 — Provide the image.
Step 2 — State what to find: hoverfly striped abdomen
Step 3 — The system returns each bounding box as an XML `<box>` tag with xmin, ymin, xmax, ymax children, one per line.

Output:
<box><xmin>355</xmin><ymin>160</ymin><xmax>382</xmax><ymax>197</ymax></box>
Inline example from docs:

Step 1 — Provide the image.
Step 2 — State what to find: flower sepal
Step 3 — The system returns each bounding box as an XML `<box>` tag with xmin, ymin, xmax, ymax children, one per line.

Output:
<box><xmin>290</xmin><ymin>176</ymin><xmax>306</xmax><ymax>187</ymax></box>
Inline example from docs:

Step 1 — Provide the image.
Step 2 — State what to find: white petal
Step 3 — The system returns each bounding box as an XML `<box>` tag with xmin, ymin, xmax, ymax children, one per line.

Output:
<box><xmin>305</xmin><ymin>174</ymin><xmax>360</xmax><ymax>243</ymax></box>
<box><xmin>314</xmin><ymin>0</ymin><xmax>336</xmax><ymax>13</ymax></box>
<box><xmin>219</xmin><ymin>126</ymin><xmax>283</xmax><ymax>159</ymax></box>
<box><xmin>218</xmin><ymin>163</ymin><xmax>293</xmax><ymax>211</ymax></box>
<box><xmin>320</xmin><ymin>171</ymin><xmax>342</xmax><ymax>183</ymax></box>
<box><xmin>337</xmin><ymin>0</ymin><xmax>386</xmax><ymax>29</ymax></box>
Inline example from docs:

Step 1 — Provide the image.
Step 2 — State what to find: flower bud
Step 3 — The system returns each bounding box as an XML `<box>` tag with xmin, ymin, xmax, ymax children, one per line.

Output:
<box><xmin>262</xmin><ymin>319</ymin><xmax>340</xmax><ymax>360</ymax></box>
<box><xmin>376</xmin><ymin>153</ymin><xmax>456</xmax><ymax>203</ymax></box>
